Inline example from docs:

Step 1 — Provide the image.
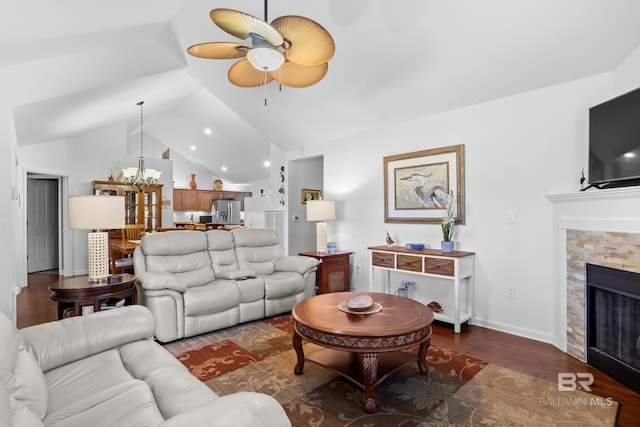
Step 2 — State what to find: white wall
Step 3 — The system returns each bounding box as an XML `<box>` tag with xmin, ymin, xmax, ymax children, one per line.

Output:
<box><xmin>286</xmin><ymin>72</ymin><xmax>617</xmax><ymax>343</ymax></box>
<box><xmin>288</xmin><ymin>156</ymin><xmax>323</xmax><ymax>256</ymax></box>
<box><xmin>15</xmin><ymin>123</ymin><xmax>174</xmax><ymax>281</ymax></box>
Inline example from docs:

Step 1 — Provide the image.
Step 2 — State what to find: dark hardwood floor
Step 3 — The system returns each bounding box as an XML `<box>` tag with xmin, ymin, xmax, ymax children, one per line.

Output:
<box><xmin>18</xmin><ymin>273</ymin><xmax>639</xmax><ymax>426</ymax></box>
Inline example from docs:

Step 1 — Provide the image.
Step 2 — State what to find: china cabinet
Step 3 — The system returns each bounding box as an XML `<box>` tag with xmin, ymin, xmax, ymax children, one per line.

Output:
<box><xmin>92</xmin><ymin>181</ymin><xmax>162</xmax><ymax>230</ymax></box>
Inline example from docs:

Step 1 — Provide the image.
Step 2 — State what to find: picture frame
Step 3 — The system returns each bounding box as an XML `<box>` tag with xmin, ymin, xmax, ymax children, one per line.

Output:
<box><xmin>301</xmin><ymin>188</ymin><xmax>322</xmax><ymax>204</ymax></box>
<box><xmin>383</xmin><ymin>144</ymin><xmax>465</xmax><ymax>224</ymax></box>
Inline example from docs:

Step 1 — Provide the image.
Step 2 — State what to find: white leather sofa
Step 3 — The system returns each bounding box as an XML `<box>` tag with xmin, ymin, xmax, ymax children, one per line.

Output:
<box><xmin>133</xmin><ymin>228</ymin><xmax>320</xmax><ymax>342</ymax></box>
<box><xmin>0</xmin><ymin>305</ymin><xmax>291</xmax><ymax>427</ymax></box>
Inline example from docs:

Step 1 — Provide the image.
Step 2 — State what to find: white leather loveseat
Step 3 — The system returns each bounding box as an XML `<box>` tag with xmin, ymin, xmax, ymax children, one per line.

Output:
<box><xmin>0</xmin><ymin>305</ymin><xmax>291</xmax><ymax>427</ymax></box>
<box><xmin>133</xmin><ymin>228</ymin><xmax>320</xmax><ymax>342</ymax></box>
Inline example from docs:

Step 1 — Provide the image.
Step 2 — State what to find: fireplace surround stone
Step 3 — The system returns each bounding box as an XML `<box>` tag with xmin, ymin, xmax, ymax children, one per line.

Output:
<box><xmin>548</xmin><ymin>187</ymin><xmax>640</xmax><ymax>361</ymax></box>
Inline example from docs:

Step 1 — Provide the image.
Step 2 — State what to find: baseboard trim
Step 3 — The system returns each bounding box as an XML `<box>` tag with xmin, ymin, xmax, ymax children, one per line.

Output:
<box><xmin>471</xmin><ymin>317</ymin><xmax>553</xmax><ymax>346</ymax></box>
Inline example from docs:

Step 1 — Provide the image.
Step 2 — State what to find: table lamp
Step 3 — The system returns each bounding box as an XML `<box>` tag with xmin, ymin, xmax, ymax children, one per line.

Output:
<box><xmin>306</xmin><ymin>200</ymin><xmax>335</xmax><ymax>253</ymax></box>
<box><xmin>68</xmin><ymin>195</ymin><xmax>125</xmax><ymax>281</ymax></box>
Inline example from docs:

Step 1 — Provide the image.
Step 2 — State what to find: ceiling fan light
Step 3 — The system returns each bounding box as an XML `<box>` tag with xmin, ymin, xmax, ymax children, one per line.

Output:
<box><xmin>247</xmin><ymin>48</ymin><xmax>284</xmax><ymax>71</ymax></box>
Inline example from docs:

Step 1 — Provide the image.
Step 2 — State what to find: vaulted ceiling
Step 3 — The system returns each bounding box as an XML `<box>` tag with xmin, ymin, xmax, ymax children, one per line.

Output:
<box><xmin>5</xmin><ymin>0</ymin><xmax>640</xmax><ymax>183</ymax></box>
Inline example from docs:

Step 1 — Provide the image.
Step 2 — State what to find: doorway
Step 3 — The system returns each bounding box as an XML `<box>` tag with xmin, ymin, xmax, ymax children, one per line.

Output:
<box><xmin>27</xmin><ymin>174</ymin><xmax>60</xmax><ymax>273</ymax></box>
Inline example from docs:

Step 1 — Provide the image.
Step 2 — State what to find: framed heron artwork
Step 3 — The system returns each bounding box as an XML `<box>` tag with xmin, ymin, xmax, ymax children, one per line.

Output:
<box><xmin>383</xmin><ymin>144</ymin><xmax>465</xmax><ymax>224</ymax></box>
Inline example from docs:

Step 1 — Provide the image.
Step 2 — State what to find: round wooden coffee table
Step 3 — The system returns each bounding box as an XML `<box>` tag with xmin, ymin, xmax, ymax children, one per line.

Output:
<box><xmin>292</xmin><ymin>292</ymin><xmax>434</xmax><ymax>413</ymax></box>
<box><xmin>49</xmin><ymin>273</ymin><xmax>137</xmax><ymax>319</ymax></box>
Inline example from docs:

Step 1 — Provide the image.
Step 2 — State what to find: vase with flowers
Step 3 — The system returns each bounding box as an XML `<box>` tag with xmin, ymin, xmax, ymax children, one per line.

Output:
<box><xmin>441</xmin><ymin>190</ymin><xmax>456</xmax><ymax>253</ymax></box>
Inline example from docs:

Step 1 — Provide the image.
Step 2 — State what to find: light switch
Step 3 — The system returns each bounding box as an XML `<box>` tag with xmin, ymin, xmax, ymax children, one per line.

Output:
<box><xmin>506</xmin><ymin>211</ymin><xmax>515</xmax><ymax>224</ymax></box>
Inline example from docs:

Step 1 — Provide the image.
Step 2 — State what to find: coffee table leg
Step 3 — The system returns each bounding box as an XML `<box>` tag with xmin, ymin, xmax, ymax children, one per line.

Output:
<box><xmin>417</xmin><ymin>338</ymin><xmax>431</xmax><ymax>374</ymax></box>
<box><xmin>361</xmin><ymin>353</ymin><xmax>378</xmax><ymax>413</ymax></box>
<box><xmin>293</xmin><ymin>329</ymin><xmax>305</xmax><ymax>375</ymax></box>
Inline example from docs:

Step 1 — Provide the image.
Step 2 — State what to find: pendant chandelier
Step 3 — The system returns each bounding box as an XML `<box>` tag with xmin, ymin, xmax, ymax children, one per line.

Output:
<box><xmin>122</xmin><ymin>101</ymin><xmax>161</xmax><ymax>192</ymax></box>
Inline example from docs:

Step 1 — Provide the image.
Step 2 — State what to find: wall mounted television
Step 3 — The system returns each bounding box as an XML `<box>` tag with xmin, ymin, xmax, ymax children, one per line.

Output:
<box><xmin>587</xmin><ymin>86</ymin><xmax>640</xmax><ymax>190</ymax></box>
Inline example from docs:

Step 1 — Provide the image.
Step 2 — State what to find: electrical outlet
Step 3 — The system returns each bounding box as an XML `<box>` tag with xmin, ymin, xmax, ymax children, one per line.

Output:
<box><xmin>506</xmin><ymin>286</ymin><xmax>516</xmax><ymax>299</ymax></box>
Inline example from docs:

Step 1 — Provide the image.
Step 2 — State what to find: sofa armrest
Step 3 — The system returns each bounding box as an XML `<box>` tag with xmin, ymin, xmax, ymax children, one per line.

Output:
<box><xmin>136</xmin><ymin>271</ymin><xmax>186</xmax><ymax>292</ymax></box>
<box><xmin>159</xmin><ymin>392</ymin><xmax>291</xmax><ymax>427</ymax></box>
<box><xmin>19</xmin><ymin>306</ymin><xmax>155</xmax><ymax>373</ymax></box>
<box><xmin>275</xmin><ymin>256</ymin><xmax>319</xmax><ymax>275</ymax></box>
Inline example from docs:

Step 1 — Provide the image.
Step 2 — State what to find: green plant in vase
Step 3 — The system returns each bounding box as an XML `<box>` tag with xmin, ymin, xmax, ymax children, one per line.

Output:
<box><xmin>441</xmin><ymin>190</ymin><xmax>455</xmax><ymax>252</ymax></box>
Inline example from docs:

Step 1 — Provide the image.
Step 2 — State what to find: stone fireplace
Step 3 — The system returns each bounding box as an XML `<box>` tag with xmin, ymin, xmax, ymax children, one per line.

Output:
<box><xmin>548</xmin><ymin>187</ymin><xmax>640</xmax><ymax>363</ymax></box>
<box><xmin>565</xmin><ymin>229</ymin><xmax>640</xmax><ymax>360</ymax></box>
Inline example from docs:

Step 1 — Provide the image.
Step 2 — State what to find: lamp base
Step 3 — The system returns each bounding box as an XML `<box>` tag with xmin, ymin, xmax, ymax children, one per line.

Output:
<box><xmin>316</xmin><ymin>221</ymin><xmax>328</xmax><ymax>253</ymax></box>
<box><xmin>88</xmin><ymin>231</ymin><xmax>110</xmax><ymax>281</ymax></box>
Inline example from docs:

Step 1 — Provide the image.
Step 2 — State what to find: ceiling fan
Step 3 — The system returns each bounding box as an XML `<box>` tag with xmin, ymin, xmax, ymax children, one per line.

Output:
<box><xmin>187</xmin><ymin>1</ymin><xmax>335</xmax><ymax>95</ymax></box>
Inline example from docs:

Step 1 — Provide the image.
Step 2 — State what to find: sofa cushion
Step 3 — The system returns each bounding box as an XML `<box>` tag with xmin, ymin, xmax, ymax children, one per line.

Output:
<box><xmin>206</xmin><ymin>230</ymin><xmax>241</xmax><ymax>273</ymax></box>
<box><xmin>45</xmin><ymin>380</ymin><xmax>164</xmax><ymax>427</ymax></box>
<box><xmin>44</xmin><ymin>349</ymin><xmax>140</xmax><ymax>415</ymax></box>
<box><xmin>183</xmin><ymin>281</ymin><xmax>240</xmax><ymax>316</ymax></box>
<box><xmin>9</xmin><ymin>347</ymin><xmax>47</xmax><ymax>419</ymax></box>
<box><xmin>145</xmin><ymin>252</ymin><xmax>215</xmax><ymax>289</ymax></box>
<box><xmin>7</xmin><ymin>395</ymin><xmax>45</xmax><ymax>427</ymax></box>
<box><xmin>118</xmin><ymin>340</ymin><xmax>217</xmax><ymax>419</ymax></box>
<box><xmin>233</xmin><ymin>229</ymin><xmax>282</xmax><ymax>276</ymax></box>
<box><xmin>232</xmin><ymin>228</ymin><xmax>279</xmax><ymax>247</ymax></box>
<box><xmin>0</xmin><ymin>306</ymin><xmax>48</xmax><ymax>422</ymax></box>
<box><xmin>235</xmin><ymin>277</ymin><xmax>265</xmax><ymax>303</ymax></box>
<box><xmin>263</xmin><ymin>273</ymin><xmax>306</xmax><ymax>299</ymax></box>
<box><xmin>141</xmin><ymin>230</ymin><xmax>207</xmax><ymax>256</ymax></box>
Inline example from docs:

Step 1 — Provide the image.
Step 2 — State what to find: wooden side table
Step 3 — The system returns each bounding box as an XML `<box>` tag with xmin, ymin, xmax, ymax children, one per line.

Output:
<box><xmin>49</xmin><ymin>273</ymin><xmax>137</xmax><ymax>319</ymax></box>
<box><xmin>299</xmin><ymin>250</ymin><xmax>353</xmax><ymax>294</ymax></box>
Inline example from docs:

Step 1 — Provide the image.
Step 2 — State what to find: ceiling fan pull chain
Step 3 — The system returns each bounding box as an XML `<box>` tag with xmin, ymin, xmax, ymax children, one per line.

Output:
<box><xmin>263</xmin><ymin>69</ymin><xmax>268</xmax><ymax>106</ymax></box>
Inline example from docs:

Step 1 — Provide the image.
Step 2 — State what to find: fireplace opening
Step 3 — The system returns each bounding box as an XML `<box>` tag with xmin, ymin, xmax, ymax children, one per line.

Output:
<box><xmin>586</xmin><ymin>263</ymin><xmax>640</xmax><ymax>394</ymax></box>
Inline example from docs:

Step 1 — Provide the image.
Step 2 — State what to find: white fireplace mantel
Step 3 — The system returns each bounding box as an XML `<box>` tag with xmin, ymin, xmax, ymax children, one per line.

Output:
<box><xmin>547</xmin><ymin>186</ymin><xmax>640</xmax><ymax>358</ymax></box>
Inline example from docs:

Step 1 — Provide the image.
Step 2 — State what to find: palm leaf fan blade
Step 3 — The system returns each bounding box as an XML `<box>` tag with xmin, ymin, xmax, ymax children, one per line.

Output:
<box><xmin>210</xmin><ymin>9</ymin><xmax>283</xmax><ymax>46</ymax></box>
<box><xmin>187</xmin><ymin>42</ymin><xmax>248</xmax><ymax>59</ymax></box>
<box><xmin>271</xmin><ymin>16</ymin><xmax>335</xmax><ymax>65</ymax></box>
<box><xmin>271</xmin><ymin>62</ymin><xmax>328</xmax><ymax>88</ymax></box>
<box><xmin>228</xmin><ymin>59</ymin><xmax>274</xmax><ymax>88</ymax></box>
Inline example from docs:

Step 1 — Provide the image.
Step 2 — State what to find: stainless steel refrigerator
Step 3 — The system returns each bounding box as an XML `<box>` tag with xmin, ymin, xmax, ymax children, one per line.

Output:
<box><xmin>211</xmin><ymin>200</ymin><xmax>241</xmax><ymax>225</ymax></box>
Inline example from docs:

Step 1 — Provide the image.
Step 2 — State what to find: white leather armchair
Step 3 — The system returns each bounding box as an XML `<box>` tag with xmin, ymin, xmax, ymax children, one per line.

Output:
<box><xmin>0</xmin><ymin>306</ymin><xmax>291</xmax><ymax>427</ymax></box>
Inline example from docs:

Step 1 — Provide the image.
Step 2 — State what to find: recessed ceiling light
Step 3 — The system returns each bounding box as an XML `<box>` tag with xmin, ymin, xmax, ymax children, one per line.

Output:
<box><xmin>264</xmin><ymin>160</ymin><xmax>271</xmax><ymax>167</ymax></box>
<box><xmin>204</xmin><ymin>128</ymin><xmax>212</xmax><ymax>135</ymax></box>
<box><xmin>623</xmin><ymin>152</ymin><xmax>635</xmax><ymax>158</ymax></box>
<box><xmin>190</xmin><ymin>145</ymin><xmax>196</xmax><ymax>151</ymax></box>
<box><xmin>221</xmin><ymin>166</ymin><xmax>227</xmax><ymax>171</ymax></box>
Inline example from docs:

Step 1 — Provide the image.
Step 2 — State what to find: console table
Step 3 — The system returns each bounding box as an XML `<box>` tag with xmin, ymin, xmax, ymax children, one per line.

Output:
<box><xmin>367</xmin><ymin>245</ymin><xmax>475</xmax><ymax>333</ymax></box>
<box><xmin>49</xmin><ymin>273</ymin><xmax>137</xmax><ymax>319</ymax></box>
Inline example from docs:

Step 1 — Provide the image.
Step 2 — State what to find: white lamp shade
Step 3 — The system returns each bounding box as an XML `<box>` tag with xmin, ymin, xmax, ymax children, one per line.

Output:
<box><xmin>247</xmin><ymin>48</ymin><xmax>285</xmax><ymax>71</ymax></box>
<box><xmin>68</xmin><ymin>195</ymin><xmax>125</xmax><ymax>230</ymax></box>
<box><xmin>306</xmin><ymin>200</ymin><xmax>335</xmax><ymax>222</ymax></box>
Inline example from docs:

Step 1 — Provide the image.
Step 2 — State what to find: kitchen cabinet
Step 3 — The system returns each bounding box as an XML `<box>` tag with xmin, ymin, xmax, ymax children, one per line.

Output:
<box><xmin>92</xmin><ymin>181</ymin><xmax>162</xmax><ymax>230</ymax></box>
<box><xmin>172</xmin><ymin>189</ymin><xmax>252</xmax><ymax>211</ymax></box>
<box><xmin>182</xmin><ymin>190</ymin><xmax>197</xmax><ymax>211</ymax></box>
<box><xmin>173</xmin><ymin>189</ymin><xmax>183</xmax><ymax>211</ymax></box>
<box><xmin>197</xmin><ymin>190</ymin><xmax>213</xmax><ymax>211</ymax></box>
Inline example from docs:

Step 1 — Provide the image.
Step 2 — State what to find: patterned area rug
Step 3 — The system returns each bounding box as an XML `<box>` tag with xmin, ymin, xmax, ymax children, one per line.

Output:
<box><xmin>163</xmin><ymin>315</ymin><xmax>619</xmax><ymax>426</ymax></box>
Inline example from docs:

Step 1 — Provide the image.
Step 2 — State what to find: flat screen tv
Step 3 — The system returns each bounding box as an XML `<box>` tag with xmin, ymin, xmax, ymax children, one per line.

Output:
<box><xmin>588</xmin><ymin>86</ymin><xmax>640</xmax><ymax>189</ymax></box>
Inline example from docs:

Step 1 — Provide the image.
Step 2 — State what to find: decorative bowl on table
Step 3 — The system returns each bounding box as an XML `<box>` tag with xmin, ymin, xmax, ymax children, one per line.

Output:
<box><xmin>346</xmin><ymin>294</ymin><xmax>373</xmax><ymax>311</ymax></box>
<box><xmin>338</xmin><ymin>294</ymin><xmax>383</xmax><ymax>314</ymax></box>
<box><xmin>406</xmin><ymin>243</ymin><xmax>425</xmax><ymax>250</ymax></box>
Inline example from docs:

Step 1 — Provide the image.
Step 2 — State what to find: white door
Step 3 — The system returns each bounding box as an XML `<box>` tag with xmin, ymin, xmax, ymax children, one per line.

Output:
<box><xmin>27</xmin><ymin>178</ymin><xmax>59</xmax><ymax>273</ymax></box>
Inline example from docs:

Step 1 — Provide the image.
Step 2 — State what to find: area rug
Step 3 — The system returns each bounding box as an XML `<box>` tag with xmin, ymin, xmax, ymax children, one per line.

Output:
<box><xmin>163</xmin><ymin>315</ymin><xmax>618</xmax><ymax>426</ymax></box>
